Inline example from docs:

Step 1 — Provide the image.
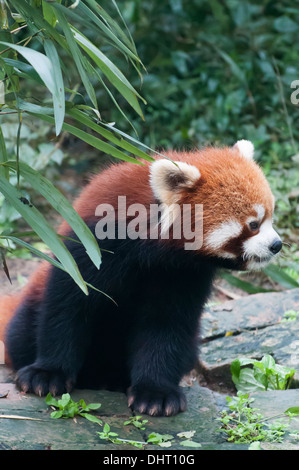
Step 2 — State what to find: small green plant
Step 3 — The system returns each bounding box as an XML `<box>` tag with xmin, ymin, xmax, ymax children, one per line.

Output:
<box><xmin>146</xmin><ymin>432</ymin><xmax>174</xmax><ymax>448</ymax></box>
<box><xmin>281</xmin><ymin>309</ymin><xmax>299</xmax><ymax>322</ymax></box>
<box><xmin>97</xmin><ymin>423</ymin><xmax>119</xmax><ymax>443</ymax></box>
<box><xmin>218</xmin><ymin>392</ymin><xmax>290</xmax><ymax>444</ymax></box>
<box><xmin>98</xmin><ymin>422</ymin><xmax>202</xmax><ymax>449</ymax></box>
<box><xmin>146</xmin><ymin>431</ymin><xmax>201</xmax><ymax>448</ymax></box>
<box><xmin>123</xmin><ymin>415</ymin><xmax>148</xmax><ymax>430</ymax></box>
<box><xmin>45</xmin><ymin>393</ymin><xmax>201</xmax><ymax>449</ymax></box>
<box><xmin>46</xmin><ymin>393</ymin><xmax>102</xmax><ymax>423</ymax></box>
<box><xmin>97</xmin><ymin>423</ymin><xmax>146</xmax><ymax>449</ymax></box>
<box><xmin>176</xmin><ymin>431</ymin><xmax>202</xmax><ymax>448</ymax></box>
<box><xmin>231</xmin><ymin>355</ymin><xmax>296</xmax><ymax>394</ymax></box>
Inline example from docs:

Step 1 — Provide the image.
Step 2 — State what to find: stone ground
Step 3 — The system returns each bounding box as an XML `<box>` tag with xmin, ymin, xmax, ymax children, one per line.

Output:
<box><xmin>1</xmin><ymin>259</ymin><xmax>299</xmax><ymax>450</ymax></box>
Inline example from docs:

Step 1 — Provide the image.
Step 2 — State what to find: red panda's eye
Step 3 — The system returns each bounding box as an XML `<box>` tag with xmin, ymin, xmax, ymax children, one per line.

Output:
<box><xmin>249</xmin><ymin>221</ymin><xmax>259</xmax><ymax>231</ymax></box>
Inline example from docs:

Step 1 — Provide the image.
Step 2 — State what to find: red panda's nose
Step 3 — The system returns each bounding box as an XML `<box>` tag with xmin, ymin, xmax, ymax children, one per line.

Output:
<box><xmin>269</xmin><ymin>239</ymin><xmax>282</xmax><ymax>254</ymax></box>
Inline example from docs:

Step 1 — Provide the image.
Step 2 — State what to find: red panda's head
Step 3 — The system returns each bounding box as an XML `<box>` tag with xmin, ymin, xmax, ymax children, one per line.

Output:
<box><xmin>149</xmin><ymin>140</ymin><xmax>282</xmax><ymax>271</ymax></box>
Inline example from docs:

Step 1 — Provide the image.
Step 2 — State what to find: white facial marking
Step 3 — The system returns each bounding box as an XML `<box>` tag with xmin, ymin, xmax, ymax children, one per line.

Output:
<box><xmin>253</xmin><ymin>204</ymin><xmax>265</xmax><ymax>221</ymax></box>
<box><xmin>205</xmin><ymin>220</ymin><xmax>242</xmax><ymax>251</ymax></box>
<box><xmin>243</xmin><ymin>218</ymin><xmax>281</xmax><ymax>269</ymax></box>
<box><xmin>233</xmin><ymin>140</ymin><xmax>254</xmax><ymax>160</ymax></box>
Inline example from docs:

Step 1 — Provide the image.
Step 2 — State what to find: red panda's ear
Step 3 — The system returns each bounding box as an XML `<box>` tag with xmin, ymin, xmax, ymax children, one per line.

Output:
<box><xmin>233</xmin><ymin>140</ymin><xmax>254</xmax><ymax>160</ymax></box>
<box><xmin>150</xmin><ymin>159</ymin><xmax>201</xmax><ymax>205</ymax></box>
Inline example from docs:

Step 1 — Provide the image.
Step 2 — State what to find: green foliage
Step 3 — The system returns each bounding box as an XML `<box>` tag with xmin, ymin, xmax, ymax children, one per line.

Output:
<box><xmin>176</xmin><ymin>430</ymin><xmax>202</xmax><ymax>448</ymax></box>
<box><xmin>146</xmin><ymin>432</ymin><xmax>174</xmax><ymax>448</ymax></box>
<box><xmin>123</xmin><ymin>415</ymin><xmax>148</xmax><ymax>430</ymax></box>
<box><xmin>97</xmin><ymin>423</ymin><xmax>146</xmax><ymax>448</ymax></box>
<box><xmin>218</xmin><ymin>392</ymin><xmax>291</xmax><ymax>444</ymax></box>
<box><xmin>122</xmin><ymin>417</ymin><xmax>202</xmax><ymax>448</ymax></box>
<box><xmin>111</xmin><ymin>1</ymin><xmax>299</xmax><ymax>159</ymax></box>
<box><xmin>231</xmin><ymin>355</ymin><xmax>296</xmax><ymax>394</ymax></box>
<box><xmin>46</xmin><ymin>392</ymin><xmax>102</xmax><ymax>423</ymax></box>
<box><xmin>267</xmin><ymin>162</ymin><xmax>299</xmax><ymax>232</ymax></box>
<box><xmin>281</xmin><ymin>309</ymin><xmax>299</xmax><ymax>322</ymax></box>
<box><xmin>0</xmin><ymin>0</ymin><xmax>151</xmax><ymax>292</ymax></box>
<box><xmin>146</xmin><ymin>431</ymin><xmax>201</xmax><ymax>448</ymax></box>
<box><xmin>97</xmin><ymin>422</ymin><xmax>121</xmax><ymax>443</ymax></box>
<box><xmin>0</xmin><ymin>115</ymin><xmax>65</xmax><ymax>234</ymax></box>
<box><xmin>98</xmin><ymin>421</ymin><xmax>201</xmax><ymax>448</ymax></box>
<box><xmin>46</xmin><ymin>393</ymin><xmax>201</xmax><ymax>449</ymax></box>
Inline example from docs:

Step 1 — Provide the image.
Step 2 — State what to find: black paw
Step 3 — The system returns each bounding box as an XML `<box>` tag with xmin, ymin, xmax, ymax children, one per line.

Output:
<box><xmin>127</xmin><ymin>383</ymin><xmax>187</xmax><ymax>416</ymax></box>
<box><xmin>15</xmin><ymin>364</ymin><xmax>74</xmax><ymax>397</ymax></box>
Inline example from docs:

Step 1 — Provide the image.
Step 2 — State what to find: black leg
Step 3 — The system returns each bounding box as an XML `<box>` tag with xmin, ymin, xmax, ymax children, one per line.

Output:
<box><xmin>10</xmin><ymin>269</ymin><xmax>93</xmax><ymax>396</ymax></box>
<box><xmin>127</xmin><ymin>303</ymin><xmax>199</xmax><ymax>416</ymax></box>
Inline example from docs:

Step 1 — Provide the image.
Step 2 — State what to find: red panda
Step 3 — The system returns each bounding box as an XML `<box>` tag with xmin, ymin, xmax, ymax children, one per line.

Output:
<box><xmin>0</xmin><ymin>140</ymin><xmax>281</xmax><ymax>416</ymax></box>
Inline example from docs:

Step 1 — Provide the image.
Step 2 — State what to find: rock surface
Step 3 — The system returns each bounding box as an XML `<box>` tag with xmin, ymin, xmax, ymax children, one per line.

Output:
<box><xmin>0</xmin><ymin>287</ymin><xmax>299</xmax><ymax>450</ymax></box>
<box><xmin>198</xmin><ymin>288</ymin><xmax>299</xmax><ymax>391</ymax></box>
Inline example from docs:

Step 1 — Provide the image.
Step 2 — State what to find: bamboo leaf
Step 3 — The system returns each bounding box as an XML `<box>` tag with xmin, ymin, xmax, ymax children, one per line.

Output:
<box><xmin>53</xmin><ymin>7</ymin><xmax>97</xmax><ymax>109</ymax></box>
<box><xmin>4</xmin><ymin>160</ymin><xmax>101</xmax><ymax>270</ymax></box>
<box><xmin>8</xmin><ymin>0</ymin><xmax>66</xmax><ymax>50</ymax></box>
<box><xmin>71</xmin><ymin>27</ymin><xmax>145</xmax><ymax>117</ymax></box>
<box><xmin>75</xmin><ymin>0</ymin><xmax>141</xmax><ymax>64</ymax></box>
<box><xmin>49</xmin><ymin>0</ymin><xmax>141</xmax><ymax>66</ymax></box>
<box><xmin>0</xmin><ymin>175</ymin><xmax>88</xmax><ymax>294</ymax></box>
<box><xmin>43</xmin><ymin>39</ymin><xmax>65</xmax><ymax>136</ymax></box>
<box><xmin>42</xmin><ymin>0</ymin><xmax>60</xmax><ymax>28</ymax></box>
<box><xmin>0</xmin><ymin>126</ymin><xmax>9</xmax><ymax>180</ymax></box>
<box><xmin>0</xmin><ymin>41</ymin><xmax>56</xmax><ymax>94</ymax></box>
<box><xmin>16</xmin><ymin>97</ymin><xmax>54</xmax><ymax>114</ymax></box>
<box><xmin>17</xmin><ymin>99</ymin><xmax>154</xmax><ymax>162</ymax></box>
<box><xmin>0</xmin><ymin>235</ymin><xmax>65</xmax><ymax>272</ymax></box>
<box><xmin>67</xmin><ymin>107</ymin><xmax>154</xmax><ymax>162</ymax></box>
<box><xmin>0</xmin><ymin>41</ymin><xmax>64</xmax><ymax>135</ymax></box>
<box><xmin>28</xmin><ymin>112</ymin><xmax>145</xmax><ymax>164</ymax></box>
<box><xmin>263</xmin><ymin>265</ymin><xmax>299</xmax><ymax>289</ymax></box>
<box><xmin>2</xmin><ymin>58</ymin><xmax>44</xmax><ymax>85</ymax></box>
<box><xmin>220</xmin><ymin>271</ymin><xmax>272</xmax><ymax>294</ymax></box>
<box><xmin>102</xmin><ymin>122</ymin><xmax>168</xmax><ymax>160</ymax></box>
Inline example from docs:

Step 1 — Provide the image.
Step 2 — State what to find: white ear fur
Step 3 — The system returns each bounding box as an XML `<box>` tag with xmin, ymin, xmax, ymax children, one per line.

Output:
<box><xmin>150</xmin><ymin>159</ymin><xmax>200</xmax><ymax>234</ymax></box>
<box><xmin>150</xmin><ymin>159</ymin><xmax>201</xmax><ymax>205</ymax></box>
<box><xmin>233</xmin><ymin>140</ymin><xmax>254</xmax><ymax>160</ymax></box>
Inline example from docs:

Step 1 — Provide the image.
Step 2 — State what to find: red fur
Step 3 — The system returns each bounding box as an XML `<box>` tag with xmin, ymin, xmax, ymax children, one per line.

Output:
<box><xmin>0</xmin><ymin>295</ymin><xmax>21</xmax><ymax>364</ymax></box>
<box><xmin>0</xmin><ymin>261</ymin><xmax>50</xmax><ymax>359</ymax></box>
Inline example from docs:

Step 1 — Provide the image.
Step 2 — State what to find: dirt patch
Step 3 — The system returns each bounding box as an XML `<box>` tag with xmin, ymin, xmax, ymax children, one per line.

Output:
<box><xmin>0</xmin><ymin>257</ymin><xmax>42</xmax><ymax>297</ymax></box>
